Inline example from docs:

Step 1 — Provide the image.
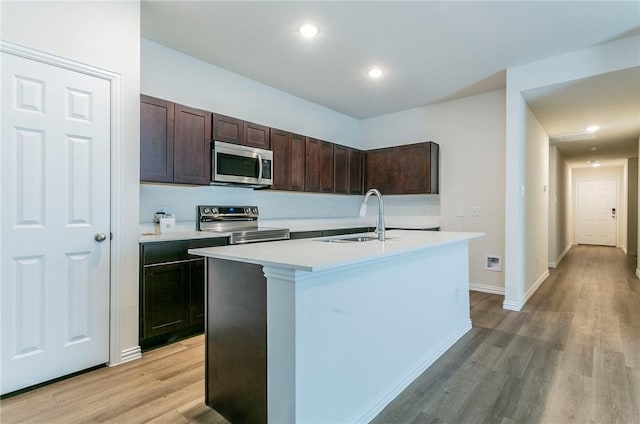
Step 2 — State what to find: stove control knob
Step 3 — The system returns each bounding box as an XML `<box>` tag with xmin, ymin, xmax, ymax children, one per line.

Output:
<box><xmin>244</xmin><ymin>207</ymin><xmax>251</xmax><ymax>214</ymax></box>
<box><xmin>212</xmin><ymin>207</ymin><xmax>218</xmax><ymax>214</ymax></box>
<box><xmin>203</xmin><ymin>208</ymin><xmax>211</xmax><ymax>214</ymax></box>
<box><xmin>252</xmin><ymin>207</ymin><xmax>258</xmax><ymax>214</ymax></box>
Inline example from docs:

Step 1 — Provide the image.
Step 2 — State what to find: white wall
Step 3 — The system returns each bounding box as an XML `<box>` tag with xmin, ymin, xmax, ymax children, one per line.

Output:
<box><xmin>572</xmin><ymin>165</ymin><xmax>626</xmax><ymax>249</ymax></box>
<box><xmin>360</xmin><ymin>90</ymin><xmax>506</xmax><ymax>292</ymax></box>
<box><xmin>524</xmin><ymin>106</ymin><xmax>549</xmax><ymax>296</ymax></box>
<box><xmin>1</xmin><ymin>1</ymin><xmax>141</xmax><ymax>362</ymax></box>
<box><xmin>548</xmin><ymin>146</ymin><xmax>571</xmax><ymax>267</ymax></box>
<box><xmin>142</xmin><ymin>39</ymin><xmax>359</xmax><ymax>147</ymax></box>
<box><xmin>629</xmin><ymin>158</ymin><xmax>638</xmax><ymax>256</ymax></box>
<box><xmin>504</xmin><ymin>34</ymin><xmax>640</xmax><ymax>310</ymax></box>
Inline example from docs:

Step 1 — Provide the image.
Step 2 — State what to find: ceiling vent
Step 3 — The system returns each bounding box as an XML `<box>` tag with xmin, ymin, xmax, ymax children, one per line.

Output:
<box><xmin>549</xmin><ymin>131</ymin><xmax>595</xmax><ymax>144</ymax></box>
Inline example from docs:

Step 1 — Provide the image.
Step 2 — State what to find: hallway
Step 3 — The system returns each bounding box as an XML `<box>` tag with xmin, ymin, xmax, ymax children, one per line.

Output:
<box><xmin>374</xmin><ymin>245</ymin><xmax>640</xmax><ymax>423</ymax></box>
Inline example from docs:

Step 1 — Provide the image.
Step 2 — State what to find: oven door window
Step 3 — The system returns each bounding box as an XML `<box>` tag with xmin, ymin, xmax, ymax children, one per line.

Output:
<box><xmin>217</xmin><ymin>153</ymin><xmax>259</xmax><ymax>178</ymax></box>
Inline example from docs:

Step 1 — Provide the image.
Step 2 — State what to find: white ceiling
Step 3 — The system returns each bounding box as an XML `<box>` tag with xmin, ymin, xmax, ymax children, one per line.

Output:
<box><xmin>141</xmin><ymin>1</ymin><xmax>640</xmax><ymax>161</ymax></box>
<box><xmin>523</xmin><ymin>67</ymin><xmax>640</xmax><ymax>164</ymax></box>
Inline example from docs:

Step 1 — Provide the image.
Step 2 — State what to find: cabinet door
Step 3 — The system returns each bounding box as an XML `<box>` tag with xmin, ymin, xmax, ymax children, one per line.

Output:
<box><xmin>290</xmin><ymin>133</ymin><xmax>306</xmax><ymax>191</ymax></box>
<box><xmin>189</xmin><ymin>258</ymin><xmax>205</xmax><ymax>326</ymax></box>
<box><xmin>174</xmin><ymin>104</ymin><xmax>212</xmax><ymax>185</ymax></box>
<box><xmin>142</xmin><ymin>262</ymin><xmax>190</xmax><ymax>338</ymax></box>
<box><xmin>270</xmin><ymin>129</ymin><xmax>290</xmax><ymax>190</ymax></box>
<box><xmin>333</xmin><ymin>144</ymin><xmax>349</xmax><ymax>194</ymax></box>
<box><xmin>365</xmin><ymin>147</ymin><xmax>396</xmax><ymax>194</ymax></box>
<box><xmin>212</xmin><ymin>113</ymin><xmax>243</xmax><ymax>144</ymax></box>
<box><xmin>140</xmin><ymin>95</ymin><xmax>174</xmax><ymax>182</ymax></box>
<box><xmin>348</xmin><ymin>149</ymin><xmax>363</xmax><ymax>195</ymax></box>
<box><xmin>305</xmin><ymin>137</ymin><xmax>321</xmax><ymax>192</ymax></box>
<box><xmin>244</xmin><ymin>121</ymin><xmax>270</xmax><ymax>149</ymax></box>
<box><xmin>397</xmin><ymin>142</ymin><xmax>439</xmax><ymax>194</ymax></box>
<box><xmin>319</xmin><ymin>140</ymin><xmax>334</xmax><ymax>193</ymax></box>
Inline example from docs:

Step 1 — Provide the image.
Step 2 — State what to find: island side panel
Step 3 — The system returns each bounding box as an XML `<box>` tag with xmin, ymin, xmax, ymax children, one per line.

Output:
<box><xmin>206</xmin><ymin>258</ymin><xmax>267</xmax><ymax>424</ymax></box>
<box><xmin>293</xmin><ymin>241</ymin><xmax>472</xmax><ymax>423</ymax></box>
<box><xmin>263</xmin><ymin>267</ymin><xmax>297</xmax><ymax>424</ymax></box>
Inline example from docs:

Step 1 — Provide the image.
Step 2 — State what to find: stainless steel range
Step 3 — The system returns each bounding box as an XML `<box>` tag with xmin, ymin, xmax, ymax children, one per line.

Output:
<box><xmin>196</xmin><ymin>205</ymin><xmax>290</xmax><ymax>244</ymax></box>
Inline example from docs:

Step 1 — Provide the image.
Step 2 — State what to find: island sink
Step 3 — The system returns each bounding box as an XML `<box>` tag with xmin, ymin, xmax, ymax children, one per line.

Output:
<box><xmin>317</xmin><ymin>235</ymin><xmax>380</xmax><ymax>243</ymax></box>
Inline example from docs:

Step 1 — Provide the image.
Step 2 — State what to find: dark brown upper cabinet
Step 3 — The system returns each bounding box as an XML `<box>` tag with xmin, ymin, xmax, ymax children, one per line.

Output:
<box><xmin>333</xmin><ymin>144</ymin><xmax>350</xmax><ymax>194</ymax></box>
<box><xmin>364</xmin><ymin>142</ymin><xmax>439</xmax><ymax>195</ymax></box>
<box><xmin>364</xmin><ymin>147</ymin><xmax>396</xmax><ymax>194</ymax></box>
<box><xmin>174</xmin><ymin>104</ymin><xmax>212</xmax><ymax>185</ymax></box>
<box><xmin>140</xmin><ymin>95</ymin><xmax>211</xmax><ymax>185</ymax></box>
<box><xmin>212</xmin><ymin>114</ymin><xmax>242</xmax><ymax>144</ymax></box>
<box><xmin>319</xmin><ymin>141</ymin><xmax>334</xmax><ymax>193</ymax></box>
<box><xmin>271</xmin><ymin>129</ymin><xmax>305</xmax><ymax>192</ymax></box>
<box><xmin>244</xmin><ymin>121</ymin><xmax>270</xmax><ymax>149</ymax></box>
<box><xmin>305</xmin><ymin>138</ymin><xmax>333</xmax><ymax>193</ymax></box>
<box><xmin>140</xmin><ymin>95</ymin><xmax>174</xmax><ymax>183</ymax></box>
<box><xmin>290</xmin><ymin>133</ymin><xmax>306</xmax><ymax>191</ymax></box>
<box><xmin>348</xmin><ymin>148</ymin><xmax>364</xmax><ymax>195</ymax></box>
<box><xmin>329</xmin><ymin>144</ymin><xmax>364</xmax><ymax>195</ymax></box>
<box><xmin>212</xmin><ymin>114</ymin><xmax>270</xmax><ymax>150</ymax></box>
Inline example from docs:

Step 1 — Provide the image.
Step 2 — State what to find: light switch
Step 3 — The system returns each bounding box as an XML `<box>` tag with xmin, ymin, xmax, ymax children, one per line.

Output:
<box><xmin>456</xmin><ymin>207</ymin><xmax>466</xmax><ymax>217</ymax></box>
<box><xmin>471</xmin><ymin>206</ymin><xmax>479</xmax><ymax>217</ymax></box>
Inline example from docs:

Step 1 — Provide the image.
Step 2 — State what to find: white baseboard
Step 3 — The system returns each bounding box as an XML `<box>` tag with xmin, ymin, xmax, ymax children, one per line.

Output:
<box><xmin>548</xmin><ymin>243</ymin><xmax>573</xmax><ymax>268</ymax></box>
<box><xmin>351</xmin><ymin>320</ymin><xmax>472</xmax><ymax>423</ymax></box>
<box><xmin>621</xmin><ymin>245</ymin><xmax>628</xmax><ymax>255</ymax></box>
<box><xmin>502</xmin><ymin>269</ymin><xmax>550</xmax><ymax>312</ymax></box>
<box><xmin>113</xmin><ymin>346</ymin><xmax>142</xmax><ymax>365</ymax></box>
<box><xmin>636</xmin><ymin>269</ymin><xmax>640</xmax><ymax>279</ymax></box>
<box><xmin>469</xmin><ymin>282</ymin><xmax>505</xmax><ymax>295</ymax></box>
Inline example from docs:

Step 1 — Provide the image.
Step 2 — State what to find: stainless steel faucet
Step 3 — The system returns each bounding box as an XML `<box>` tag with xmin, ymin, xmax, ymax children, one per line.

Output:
<box><xmin>363</xmin><ymin>189</ymin><xmax>385</xmax><ymax>241</ymax></box>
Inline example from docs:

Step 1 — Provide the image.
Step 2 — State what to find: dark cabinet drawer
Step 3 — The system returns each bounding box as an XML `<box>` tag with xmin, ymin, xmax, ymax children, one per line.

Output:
<box><xmin>142</xmin><ymin>240</ymin><xmax>189</xmax><ymax>265</ymax></box>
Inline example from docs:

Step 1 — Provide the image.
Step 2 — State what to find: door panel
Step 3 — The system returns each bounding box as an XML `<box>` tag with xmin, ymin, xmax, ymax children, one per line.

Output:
<box><xmin>577</xmin><ymin>180</ymin><xmax>617</xmax><ymax>246</ymax></box>
<box><xmin>1</xmin><ymin>52</ymin><xmax>111</xmax><ymax>394</ymax></box>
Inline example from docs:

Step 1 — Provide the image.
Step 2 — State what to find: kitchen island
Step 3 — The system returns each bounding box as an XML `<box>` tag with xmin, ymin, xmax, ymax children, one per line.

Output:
<box><xmin>189</xmin><ymin>230</ymin><xmax>482</xmax><ymax>424</ymax></box>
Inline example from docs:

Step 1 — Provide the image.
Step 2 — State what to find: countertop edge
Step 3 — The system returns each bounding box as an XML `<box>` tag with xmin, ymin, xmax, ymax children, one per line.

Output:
<box><xmin>189</xmin><ymin>231</ymin><xmax>483</xmax><ymax>273</ymax></box>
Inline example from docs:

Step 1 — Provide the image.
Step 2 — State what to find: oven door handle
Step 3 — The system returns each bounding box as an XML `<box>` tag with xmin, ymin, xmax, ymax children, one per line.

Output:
<box><xmin>257</xmin><ymin>153</ymin><xmax>263</xmax><ymax>183</ymax></box>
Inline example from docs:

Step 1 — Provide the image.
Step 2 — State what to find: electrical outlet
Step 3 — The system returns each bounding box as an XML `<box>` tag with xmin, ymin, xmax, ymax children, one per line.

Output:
<box><xmin>456</xmin><ymin>207</ymin><xmax>466</xmax><ymax>217</ymax></box>
<box><xmin>471</xmin><ymin>206</ymin><xmax>479</xmax><ymax>217</ymax></box>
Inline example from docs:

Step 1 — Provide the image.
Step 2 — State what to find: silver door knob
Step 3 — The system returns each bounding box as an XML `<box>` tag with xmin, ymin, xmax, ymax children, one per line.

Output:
<box><xmin>94</xmin><ymin>232</ymin><xmax>107</xmax><ymax>242</ymax></box>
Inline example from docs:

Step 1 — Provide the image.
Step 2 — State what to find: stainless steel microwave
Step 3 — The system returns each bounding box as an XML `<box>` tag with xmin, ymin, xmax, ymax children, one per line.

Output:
<box><xmin>212</xmin><ymin>141</ymin><xmax>273</xmax><ymax>187</ymax></box>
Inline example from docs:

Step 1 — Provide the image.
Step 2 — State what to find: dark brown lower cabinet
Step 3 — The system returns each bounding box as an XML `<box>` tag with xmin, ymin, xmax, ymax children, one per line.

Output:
<box><xmin>142</xmin><ymin>262</ymin><xmax>190</xmax><ymax>338</ymax></box>
<box><xmin>206</xmin><ymin>259</ymin><xmax>267</xmax><ymax>424</ymax></box>
<box><xmin>189</xmin><ymin>258</ymin><xmax>205</xmax><ymax>325</ymax></box>
<box><xmin>139</xmin><ymin>237</ymin><xmax>227</xmax><ymax>350</ymax></box>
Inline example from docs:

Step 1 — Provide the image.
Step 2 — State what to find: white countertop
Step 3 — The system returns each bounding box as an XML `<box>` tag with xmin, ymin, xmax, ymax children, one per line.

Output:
<box><xmin>189</xmin><ymin>230</ymin><xmax>482</xmax><ymax>272</ymax></box>
<box><xmin>139</xmin><ymin>215</ymin><xmax>440</xmax><ymax>243</ymax></box>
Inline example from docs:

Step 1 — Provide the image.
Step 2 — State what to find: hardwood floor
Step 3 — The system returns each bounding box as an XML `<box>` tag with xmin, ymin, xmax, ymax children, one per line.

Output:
<box><xmin>1</xmin><ymin>245</ymin><xmax>637</xmax><ymax>423</ymax></box>
<box><xmin>0</xmin><ymin>336</ymin><xmax>229</xmax><ymax>424</ymax></box>
<box><xmin>373</xmin><ymin>245</ymin><xmax>639</xmax><ymax>424</ymax></box>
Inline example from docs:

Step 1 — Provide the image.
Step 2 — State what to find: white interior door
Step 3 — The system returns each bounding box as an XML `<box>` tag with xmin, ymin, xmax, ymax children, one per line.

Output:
<box><xmin>1</xmin><ymin>52</ymin><xmax>111</xmax><ymax>394</ymax></box>
<box><xmin>576</xmin><ymin>180</ymin><xmax>617</xmax><ymax>246</ymax></box>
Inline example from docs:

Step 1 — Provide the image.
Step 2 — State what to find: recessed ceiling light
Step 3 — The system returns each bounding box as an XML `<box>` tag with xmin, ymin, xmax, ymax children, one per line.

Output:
<box><xmin>587</xmin><ymin>160</ymin><xmax>600</xmax><ymax>167</ymax></box>
<box><xmin>586</xmin><ymin>125</ymin><xmax>600</xmax><ymax>132</ymax></box>
<box><xmin>298</xmin><ymin>23</ymin><xmax>319</xmax><ymax>39</ymax></box>
<box><xmin>367</xmin><ymin>67</ymin><xmax>384</xmax><ymax>79</ymax></box>
<box><xmin>590</xmin><ymin>146</ymin><xmax>598</xmax><ymax>151</ymax></box>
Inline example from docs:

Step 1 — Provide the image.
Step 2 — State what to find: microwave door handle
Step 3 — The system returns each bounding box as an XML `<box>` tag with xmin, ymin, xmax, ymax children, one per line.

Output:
<box><xmin>257</xmin><ymin>153</ymin><xmax>263</xmax><ymax>183</ymax></box>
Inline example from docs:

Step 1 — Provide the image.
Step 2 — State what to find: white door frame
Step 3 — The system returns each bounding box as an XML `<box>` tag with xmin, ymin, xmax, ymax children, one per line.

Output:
<box><xmin>1</xmin><ymin>40</ymin><xmax>127</xmax><ymax>365</ymax></box>
<box><xmin>575</xmin><ymin>178</ymin><xmax>618</xmax><ymax>247</ymax></box>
